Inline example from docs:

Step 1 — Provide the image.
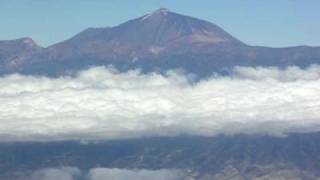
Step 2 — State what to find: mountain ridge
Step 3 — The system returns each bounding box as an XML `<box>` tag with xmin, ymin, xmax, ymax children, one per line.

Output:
<box><xmin>0</xmin><ymin>8</ymin><xmax>320</xmax><ymax>76</ymax></box>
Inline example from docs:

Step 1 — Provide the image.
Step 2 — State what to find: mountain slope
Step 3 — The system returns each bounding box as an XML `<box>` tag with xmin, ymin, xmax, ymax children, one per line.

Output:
<box><xmin>0</xmin><ymin>38</ymin><xmax>42</xmax><ymax>73</ymax></box>
<box><xmin>2</xmin><ymin>134</ymin><xmax>320</xmax><ymax>179</ymax></box>
<box><xmin>0</xmin><ymin>9</ymin><xmax>320</xmax><ymax>76</ymax></box>
<box><xmin>46</xmin><ymin>8</ymin><xmax>244</xmax><ymax>60</ymax></box>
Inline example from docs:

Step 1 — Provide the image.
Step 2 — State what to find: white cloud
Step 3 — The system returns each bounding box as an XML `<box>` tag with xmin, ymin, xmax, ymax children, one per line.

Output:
<box><xmin>233</xmin><ymin>65</ymin><xmax>320</xmax><ymax>81</ymax></box>
<box><xmin>88</xmin><ymin>168</ymin><xmax>183</xmax><ymax>180</ymax></box>
<box><xmin>0</xmin><ymin>65</ymin><xmax>320</xmax><ymax>141</ymax></box>
<box><xmin>30</xmin><ymin>167</ymin><xmax>81</xmax><ymax>180</ymax></box>
<box><xmin>27</xmin><ymin>167</ymin><xmax>183</xmax><ymax>180</ymax></box>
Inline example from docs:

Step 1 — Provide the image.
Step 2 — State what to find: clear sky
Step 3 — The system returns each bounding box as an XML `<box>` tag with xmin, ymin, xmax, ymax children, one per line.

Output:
<box><xmin>0</xmin><ymin>0</ymin><xmax>319</xmax><ymax>47</ymax></box>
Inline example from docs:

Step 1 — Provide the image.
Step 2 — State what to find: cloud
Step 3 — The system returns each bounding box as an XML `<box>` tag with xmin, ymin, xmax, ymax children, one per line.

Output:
<box><xmin>88</xmin><ymin>168</ymin><xmax>183</xmax><ymax>180</ymax></box>
<box><xmin>233</xmin><ymin>65</ymin><xmax>320</xmax><ymax>81</ymax></box>
<box><xmin>0</xmin><ymin>65</ymin><xmax>320</xmax><ymax>141</ymax></box>
<box><xmin>30</xmin><ymin>167</ymin><xmax>81</xmax><ymax>180</ymax></box>
<box><xmin>28</xmin><ymin>167</ymin><xmax>183</xmax><ymax>180</ymax></box>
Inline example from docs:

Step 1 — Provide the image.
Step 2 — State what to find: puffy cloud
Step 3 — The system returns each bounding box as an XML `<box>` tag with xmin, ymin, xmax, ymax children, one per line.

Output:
<box><xmin>233</xmin><ymin>65</ymin><xmax>320</xmax><ymax>81</ymax></box>
<box><xmin>30</xmin><ymin>167</ymin><xmax>81</xmax><ymax>180</ymax></box>
<box><xmin>88</xmin><ymin>168</ymin><xmax>183</xmax><ymax>180</ymax></box>
<box><xmin>27</xmin><ymin>167</ymin><xmax>182</xmax><ymax>180</ymax></box>
<box><xmin>0</xmin><ymin>65</ymin><xmax>320</xmax><ymax>141</ymax></box>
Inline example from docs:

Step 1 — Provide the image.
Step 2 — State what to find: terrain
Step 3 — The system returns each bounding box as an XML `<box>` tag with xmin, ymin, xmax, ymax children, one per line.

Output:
<box><xmin>1</xmin><ymin>8</ymin><xmax>320</xmax><ymax>180</ymax></box>
<box><xmin>0</xmin><ymin>8</ymin><xmax>320</xmax><ymax>77</ymax></box>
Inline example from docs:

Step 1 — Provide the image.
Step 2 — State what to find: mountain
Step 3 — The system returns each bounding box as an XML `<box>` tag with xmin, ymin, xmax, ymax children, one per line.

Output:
<box><xmin>2</xmin><ymin>134</ymin><xmax>320</xmax><ymax>179</ymax></box>
<box><xmin>0</xmin><ymin>8</ymin><xmax>320</xmax><ymax>76</ymax></box>
<box><xmin>47</xmin><ymin>8</ymin><xmax>243</xmax><ymax>59</ymax></box>
<box><xmin>0</xmin><ymin>38</ymin><xmax>42</xmax><ymax>73</ymax></box>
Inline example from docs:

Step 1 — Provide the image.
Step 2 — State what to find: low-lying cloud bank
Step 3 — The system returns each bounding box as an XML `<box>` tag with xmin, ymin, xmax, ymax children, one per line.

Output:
<box><xmin>88</xmin><ymin>168</ymin><xmax>183</xmax><ymax>180</ymax></box>
<box><xmin>29</xmin><ymin>167</ymin><xmax>182</xmax><ymax>180</ymax></box>
<box><xmin>30</xmin><ymin>167</ymin><xmax>81</xmax><ymax>180</ymax></box>
<box><xmin>1</xmin><ymin>65</ymin><xmax>320</xmax><ymax>141</ymax></box>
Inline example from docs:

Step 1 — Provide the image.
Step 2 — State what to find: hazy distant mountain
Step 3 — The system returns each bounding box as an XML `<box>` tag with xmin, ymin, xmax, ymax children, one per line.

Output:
<box><xmin>0</xmin><ymin>8</ymin><xmax>320</xmax><ymax>76</ymax></box>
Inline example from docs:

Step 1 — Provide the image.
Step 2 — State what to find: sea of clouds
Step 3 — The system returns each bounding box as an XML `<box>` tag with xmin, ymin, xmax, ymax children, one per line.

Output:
<box><xmin>1</xmin><ymin>65</ymin><xmax>320</xmax><ymax>141</ymax></box>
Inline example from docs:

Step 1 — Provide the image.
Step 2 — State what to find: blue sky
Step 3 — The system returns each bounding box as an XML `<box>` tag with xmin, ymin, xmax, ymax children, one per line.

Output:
<box><xmin>0</xmin><ymin>0</ymin><xmax>319</xmax><ymax>47</ymax></box>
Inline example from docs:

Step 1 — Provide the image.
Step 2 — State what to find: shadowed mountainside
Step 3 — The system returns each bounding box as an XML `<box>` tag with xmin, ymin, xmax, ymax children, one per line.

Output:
<box><xmin>1</xmin><ymin>134</ymin><xmax>320</xmax><ymax>179</ymax></box>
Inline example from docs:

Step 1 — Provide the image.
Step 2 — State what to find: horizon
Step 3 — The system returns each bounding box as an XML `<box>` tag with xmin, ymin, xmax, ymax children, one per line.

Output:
<box><xmin>0</xmin><ymin>0</ymin><xmax>319</xmax><ymax>48</ymax></box>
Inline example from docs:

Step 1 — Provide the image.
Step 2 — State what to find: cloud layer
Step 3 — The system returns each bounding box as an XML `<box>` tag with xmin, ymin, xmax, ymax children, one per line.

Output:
<box><xmin>88</xmin><ymin>168</ymin><xmax>182</xmax><ymax>180</ymax></box>
<box><xmin>1</xmin><ymin>65</ymin><xmax>320</xmax><ymax>141</ymax></box>
<box><xmin>29</xmin><ymin>167</ymin><xmax>182</xmax><ymax>180</ymax></box>
<box><xmin>30</xmin><ymin>167</ymin><xmax>81</xmax><ymax>180</ymax></box>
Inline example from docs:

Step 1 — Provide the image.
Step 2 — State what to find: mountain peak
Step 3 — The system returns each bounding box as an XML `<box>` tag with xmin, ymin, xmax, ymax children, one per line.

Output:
<box><xmin>19</xmin><ymin>37</ymin><xmax>39</xmax><ymax>47</ymax></box>
<box><xmin>0</xmin><ymin>37</ymin><xmax>40</xmax><ymax>49</ymax></box>
<box><xmin>141</xmin><ymin>8</ymin><xmax>170</xmax><ymax>21</ymax></box>
<box><xmin>47</xmin><ymin>9</ymin><xmax>245</xmax><ymax>60</ymax></box>
<box><xmin>153</xmin><ymin>8</ymin><xmax>169</xmax><ymax>15</ymax></box>
<box><xmin>135</xmin><ymin>9</ymin><xmax>244</xmax><ymax>47</ymax></box>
